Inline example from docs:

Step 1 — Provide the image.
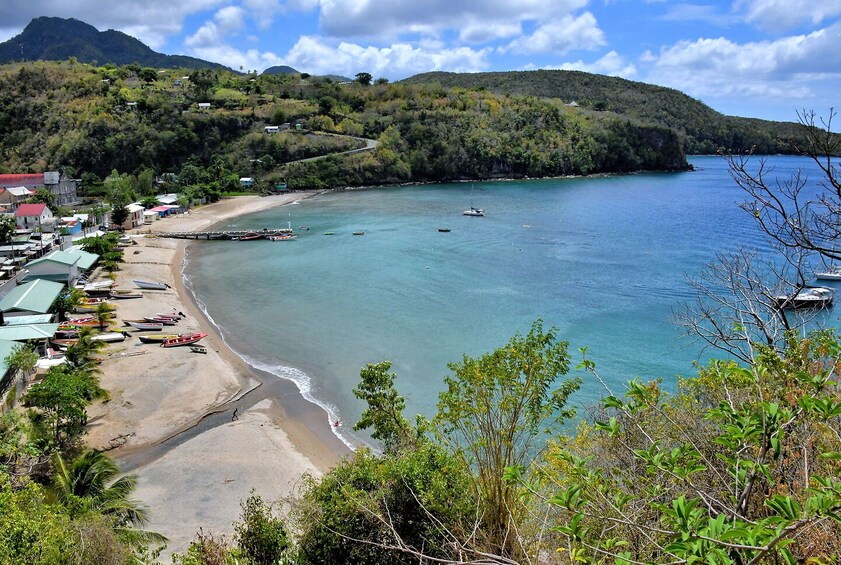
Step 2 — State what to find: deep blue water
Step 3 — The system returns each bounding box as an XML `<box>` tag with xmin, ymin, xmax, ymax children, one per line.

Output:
<box><xmin>185</xmin><ymin>155</ymin><xmax>830</xmax><ymax>447</ymax></box>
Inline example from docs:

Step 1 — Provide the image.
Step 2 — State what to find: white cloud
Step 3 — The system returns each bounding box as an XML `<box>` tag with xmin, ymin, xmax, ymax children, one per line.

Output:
<box><xmin>735</xmin><ymin>0</ymin><xmax>841</xmax><ymax>32</ymax></box>
<box><xmin>503</xmin><ymin>12</ymin><xmax>606</xmax><ymax>55</ymax></box>
<box><xmin>244</xmin><ymin>0</ymin><xmax>282</xmax><ymax>28</ymax></box>
<box><xmin>316</xmin><ymin>0</ymin><xmax>589</xmax><ymax>40</ymax></box>
<box><xmin>0</xmin><ymin>0</ymin><xmax>226</xmax><ymax>49</ymax></box>
<box><xmin>459</xmin><ymin>22</ymin><xmax>522</xmax><ymax>44</ymax></box>
<box><xmin>550</xmin><ymin>50</ymin><xmax>636</xmax><ymax>77</ymax></box>
<box><xmin>282</xmin><ymin>35</ymin><xmax>492</xmax><ymax>79</ymax></box>
<box><xmin>185</xmin><ymin>6</ymin><xmax>247</xmax><ymax>49</ymax></box>
<box><xmin>643</xmin><ymin>21</ymin><xmax>841</xmax><ymax>102</ymax></box>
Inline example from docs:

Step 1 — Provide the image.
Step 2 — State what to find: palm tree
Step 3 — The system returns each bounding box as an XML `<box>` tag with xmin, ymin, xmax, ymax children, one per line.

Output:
<box><xmin>50</xmin><ymin>288</ymin><xmax>85</xmax><ymax>322</ymax></box>
<box><xmin>51</xmin><ymin>450</ymin><xmax>167</xmax><ymax>551</ymax></box>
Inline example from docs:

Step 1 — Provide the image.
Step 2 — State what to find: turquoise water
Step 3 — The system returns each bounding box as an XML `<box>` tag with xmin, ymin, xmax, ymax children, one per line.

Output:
<box><xmin>185</xmin><ymin>155</ymin><xmax>828</xmax><ymax>447</ymax></box>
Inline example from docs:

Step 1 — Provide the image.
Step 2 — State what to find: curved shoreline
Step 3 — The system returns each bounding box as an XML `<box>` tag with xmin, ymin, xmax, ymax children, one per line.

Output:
<box><xmin>87</xmin><ymin>192</ymin><xmax>351</xmax><ymax>558</ymax></box>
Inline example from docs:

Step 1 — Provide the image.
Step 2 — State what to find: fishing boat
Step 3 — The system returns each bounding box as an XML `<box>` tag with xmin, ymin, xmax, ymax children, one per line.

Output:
<box><xmin>324</xmin><ymin>232</ymin><xmax>334</xmax><ymax>236</ymax></box>
<box><xmin>463</xmin><ymin>184</ymin><xmax>484</xmax><ymax>216</ymax></box>
<box><xmin>161</xmin><ymin>333</ymin><xmax>208</xmax><ymax>348</ymax></box>
<box><xmin>62</xmin><ymin>316</ymin><xmax>101</xmax><ymax>327</ymax></box>
<box><xmin>438</xmin><ymin>228</ymin><xmax>451</xmax><ymax>232</ymax></box>
<box><xmin>51</xmin><ymin>338</ymin><xmax>79</xmax><ymax>347</ymax></box>
<box><xmin>143</xmin><ymin>316</ymin><xmax>177</xmax><ymax>326</ymax></box>
<box><xmin>352</xmin><ymin>231</ymin><xmax>365</xmax><ymax>236</ymax></box>
<box><xmin>237</xmin><ymin>233</ymin><xmax>263</xmax><ymax>241</ymax></box>
<box><xmin>124</xmin><ymin>320</ymin><xmax>164</xmax><ymax>331</ymax></box>
<box><xmin>133</xmin><ymin>279</ymin><xmax>169</xmax><ymax>290</ymax></box>
<box><xmin>110</xmin><ymin>289</ymin><xmax>143</xmax><ymax>299</ymax></box>
<box><xmin>75</xmin><ymin>299</ymin><xmax>114</xmax><ymax>313</ymax></box>
<box><xmin>267</xmin><ymin>234</ymin><xmax>297</xmax><ymax>241</ymax></box>
<box><xmin>91</xmin><ymin>332</ymin><xmax>130</xmax><ymax>343</ymax></box>
<box><xmin>138</xmin><ymin>334</ymin><xmax>181</xmax><ymax>344</ymax></box>
<box><xmin>816</xmin><ymin>266</ymin><xmax>841</xmax><ymax>281</ymax></box>
<box><xmin>773</xmin><ymin>286</ymin><xmax>835</xmax><ymax>310</ymax></box>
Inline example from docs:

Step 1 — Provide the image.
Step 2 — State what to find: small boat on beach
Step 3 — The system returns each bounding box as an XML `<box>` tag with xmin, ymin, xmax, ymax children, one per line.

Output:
<box><xmin>816</xmin><ymin>266</ymin><xmax>841</xmax><ymax>281</ymax></box>
<box><xmin>91</xmin><ymin>332</ymin><xmax>130</xmax><ymax>343</ymax></box>
<box><xmin>110</xmin><ymin>289</ymin><xmax>143</xmax><ymax>299</ymax></box>
<box><xmin>773</xmin><ymin>286</ymin><xmax>835</xmax><ymax>310</ymax></box>
<box><xmin>62</xmin><ymin>316</ymin><xmax>102</xmax><ymax>327</ymax></box>
<box><xmin>133</xmin><ymin>279</ymin><xmax>169</xmax><ymax>290</ymax></box>
<box><xmin>125</xmin><ymin>320</ymin><xmax>164</xmax><ymax>331</ymax></box>
<box><xmin>161</xmin><ymin>333</ymin><xmax>208</xmax><ymax>348</ymax></box>
<box><xmin>75</xmin><ymin>298</ymin><xmax>114</xmax><ymax>313</ymax></box>
<box><xmin>138</xmin><ymin>334</ymin><xmax>182</xmax><ymax>344</ymax></box>
<box><xmin>143</xmin><ymin>316</ymin><xmax>177</xmax><ymax>326</ymax></box>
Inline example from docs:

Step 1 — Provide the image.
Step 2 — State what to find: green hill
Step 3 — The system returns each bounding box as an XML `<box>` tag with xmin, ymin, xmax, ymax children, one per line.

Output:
<box><xmin>401</xmin><ymin>70</ymin><xmax>804</xmax><ymax>154</ymax></box>
<box><xmin>0</xmin><ymin>17</ymin><xmax>230</xmax><ymax>71</ymax></box>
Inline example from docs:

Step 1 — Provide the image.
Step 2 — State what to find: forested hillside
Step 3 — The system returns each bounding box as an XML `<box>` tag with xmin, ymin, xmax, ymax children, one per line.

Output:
<box><xmin>402</xmin><ymin>70</ymin><xmax>805</xmax><ymax>154</ymax></box>
<box><xmin>0</xmin><ymin>17</ymin><xmax>230</xmax><ymax>71</ymax></box>
<box><xmin>0</xmin><ymin>61</ymin><xmax>694</xmax><ymax>193</ymax></box>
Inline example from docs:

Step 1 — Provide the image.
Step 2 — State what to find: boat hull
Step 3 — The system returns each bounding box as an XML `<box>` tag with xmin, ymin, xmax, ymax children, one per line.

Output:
<box><xmin>133</xmin><ymin>279</ymin><xmax>169</xmax><ymax>290</ymax></box>
<box><xmin>161</xmin><ymin>333</ymin><xmax>208</xmax><ymax>348</ymax></box>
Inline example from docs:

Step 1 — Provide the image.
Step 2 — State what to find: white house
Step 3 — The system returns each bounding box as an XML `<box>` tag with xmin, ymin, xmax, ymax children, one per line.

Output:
<box><xmin>239</xmin><ymin>177</ymin><xmax>254</xmax><ymax>188</ymax></box>
<box><xmin>0</xmin><ymin>187</ymin><xmax>33</xmax><ymax>210</ymax></box>
<box><xmin>264</xmin><ymin>125</ymin><xmax>279</xmax><ymax>134</ymax></box>
<box><xmin>23</xmin><ymin>250</ymin><xmax>81</xmax><ymax>284</ymax></box>
<box><xmin>121</xmin><ymin>204</ymin><xmax>145</xmax><ymax>230</ymax></box>
<box><xmin>197</xmin><ymin>102</ymin><xmax>211</xmax><ymax>110</ymax></box>
<box><xmin>15</xmin><ymin>203</ymin><xmax>54</xmax><ymax>231</ymax></box>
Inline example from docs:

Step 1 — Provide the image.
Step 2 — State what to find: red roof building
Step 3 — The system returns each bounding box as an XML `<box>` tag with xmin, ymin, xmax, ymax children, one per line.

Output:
<box><xmin>15</xmin><ymin>203</ymin><xmax>47</xmax><ymax>217</ymax></box>
<box><xmin>0</xmin><ymin>174</ymin><xmax>45</xmax><ymax>188</ymax></box>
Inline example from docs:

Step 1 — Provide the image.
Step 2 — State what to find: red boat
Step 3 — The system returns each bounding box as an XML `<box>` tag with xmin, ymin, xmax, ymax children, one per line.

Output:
<box><xmin>161</xmin><ymin>333</ymin><xmax>208</xmax><ymax>348</ymax></box>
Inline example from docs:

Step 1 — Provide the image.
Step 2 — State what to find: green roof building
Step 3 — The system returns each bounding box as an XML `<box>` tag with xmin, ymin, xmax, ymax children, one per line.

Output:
<box><xmin>0</xmin><ymin>279</ymin><xmax>64</xmax><ymax>317</ymax></box>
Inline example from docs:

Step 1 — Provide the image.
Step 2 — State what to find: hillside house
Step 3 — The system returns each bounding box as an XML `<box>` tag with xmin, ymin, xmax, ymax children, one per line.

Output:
<box><xmin>15</xmin><ymin>204</ymin><xmax>54</xmax><ymax>232</ymax></box>
<box><xmin>197</xmin><ymin>102</ymin><xmax>211</xmax><ymax>110</ymax></box>
<box><xmin>264</xmin><ymin>125</ymin><xmax>279</xmax><ymax>133</ymax></box>
<box><xmin>0</xmin><ymin>172</ymin><xmax>79</xmax><ymax>206</ymax></box>
<box><xmin>239</xmin><ymin>177</ymin><xmax>254</xmax><ymax>188</ymax></box>
<box><xmin>121</xmin><ymin>204</ymin><xmax>145</xmax><ymax>230</ymax></box>
<box><xmin>0</xmin><ymin>186</ymin><xmax>33</xmax><ymax>210</ymax></box>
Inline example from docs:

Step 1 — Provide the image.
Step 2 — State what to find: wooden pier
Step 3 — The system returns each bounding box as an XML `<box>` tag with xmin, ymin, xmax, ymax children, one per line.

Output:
<box><xmin>152</xmin><ymin>228</ymin><xmax>293</xmax><ymax>240</ymax></box>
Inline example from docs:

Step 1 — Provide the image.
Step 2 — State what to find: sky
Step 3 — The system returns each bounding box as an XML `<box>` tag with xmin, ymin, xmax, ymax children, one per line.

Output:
<box><xmin>1</xmin><ymin>0</ymin><xmax>840</xmax><ymax>123</ymax></box>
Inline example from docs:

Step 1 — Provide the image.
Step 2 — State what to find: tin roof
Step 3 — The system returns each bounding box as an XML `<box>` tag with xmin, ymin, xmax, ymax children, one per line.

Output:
<box><xmin>0</xmin><ymin>324</ymin><xmax>60</xmax><ymax>341</ymax></box>
<box><xmin>0</xmin><ymin>174</ymin><xmax>44</xmax><ymax>187</ymax></box>
<box><xmin>0</xmin><ymin>279</ymin><xmax>64</xmax><ymax>314</ymax></box>
<box><xmin>15</xmin><ymin>203</ymin><xmax>47</xmax><ymax>217</ymax></box>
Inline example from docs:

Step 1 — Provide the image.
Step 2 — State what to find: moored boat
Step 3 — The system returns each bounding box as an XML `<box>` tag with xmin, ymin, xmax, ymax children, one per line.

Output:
<box><xmin>267</xmin><ymin>234</ymin><xmax>297</xmax><ymax>241</ymax></box>
<box><xmin>816</xmin><ymin>266</ymin><xmax>841</xmax><ymax>281</ymax></box>
<box><xmin>773</xmin><ymin>286</ymin><xmax>835</xmax><ymax>310</ymax></box>
<box><xmin>161</xmin><ymin>333</ymin><xmax>208</xmax><ymax>348</ymax></box>
<box><xmin>133</xmin><ymin>279</ymin><xmax>169</xmax><ymax>290</ymax></box>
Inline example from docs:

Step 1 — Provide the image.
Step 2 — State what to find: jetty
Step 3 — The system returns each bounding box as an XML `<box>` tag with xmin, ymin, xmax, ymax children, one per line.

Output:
<box><xmin>152</xmin><ymin>228</ymin><xmax>293</xmax><ymax>240</ymax></box>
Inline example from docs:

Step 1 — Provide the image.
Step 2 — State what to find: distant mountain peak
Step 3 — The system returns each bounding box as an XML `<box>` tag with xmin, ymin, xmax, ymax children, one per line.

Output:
<box><xmin>0</xmin><ymin>16</ymin><xmax>230</xmax><ymax>71</ymax></box>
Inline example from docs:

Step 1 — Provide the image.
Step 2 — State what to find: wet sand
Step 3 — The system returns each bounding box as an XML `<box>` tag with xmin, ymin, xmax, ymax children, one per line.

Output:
<box><xmin>84</xmin><ymin>193</ymin><xmax>351</xmax><ymax>559</ymax></box>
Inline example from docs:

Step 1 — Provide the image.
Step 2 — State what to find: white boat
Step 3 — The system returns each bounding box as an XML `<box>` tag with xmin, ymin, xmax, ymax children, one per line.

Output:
<box><xmin>109</xmin><ymin>290</ymin><xmax>143</xmax><ymax>299</ymax></box>
<box><xmin>463</xmin><ymin>184</ymin><xmax>484</xmax><ymax>216</ymax></box>
<box><xmin>816</xmin><ymin>266</ymin><xmax>841</xmax><ymax>280</ymax></box>
<box><xmin>91</xmin><ymin>332</ymin><xmax>130</xmax><ymax>343</ymax></box>
<box><xmin>124</xmin><ymin>320</ymin><xmax>164</xmax><ymax>331</ymax></box>
<box><xmin>133</xmin><ymin>279</ymin><xmax>169</xmax><ymax>290</ymax></box>
<box><xmin>773</xmin><ymin>286</ymin><xmax>835</xmax><ymax>310</ymax></box>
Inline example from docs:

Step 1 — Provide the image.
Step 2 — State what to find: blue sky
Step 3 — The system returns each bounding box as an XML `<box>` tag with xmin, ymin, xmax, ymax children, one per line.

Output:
<box><xmin>1</xmin><ymin>0</ymin><xmax>840</xmax><ymax>123</ymax></box>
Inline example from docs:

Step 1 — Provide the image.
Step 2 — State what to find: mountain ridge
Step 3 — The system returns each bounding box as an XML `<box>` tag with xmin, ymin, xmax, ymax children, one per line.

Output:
<box><xmin>0</xmin><ymin>16</ymin><xmax>231</xmax><ymax>71</ymax></box>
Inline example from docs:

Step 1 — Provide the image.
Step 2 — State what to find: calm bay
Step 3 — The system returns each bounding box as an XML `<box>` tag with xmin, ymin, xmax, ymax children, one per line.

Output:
<box><xmin>184</xmin><ymin>155</ymin><xmax>831</xmax><ymax>447</ymax></box>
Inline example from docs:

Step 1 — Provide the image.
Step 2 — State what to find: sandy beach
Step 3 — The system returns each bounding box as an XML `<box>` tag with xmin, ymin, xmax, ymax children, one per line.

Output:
<box><xmin>84</xmin><ymin>192</ymin><xmax>351</xmax><ymax>559</ymax></box>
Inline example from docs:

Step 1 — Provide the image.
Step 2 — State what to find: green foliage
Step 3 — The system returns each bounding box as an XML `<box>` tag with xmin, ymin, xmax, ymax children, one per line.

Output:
<box><xmin>233</xmin><ymin>493</ymin><xmax>289</xmax><ymax>565</ymax></box>
<box><xmin>544</xmin><ymin>331</ymin><xmax>841</xmax><ymax>563</ymax></box>
<box><xmin>50</xmin><ymin>288</ymin><xmax>85</xmax><ymax>322</ymax></box>
<box><xmin>0</xmin><ymin>215</ymin><xmax>15</xmax><ymax>246</ymax></box>
<box><xmin>355</xmin><ymin>72</ymin><xmax>372</xmax><ymax>86</ymax></box>
<box><xmin>294</xmin><ymin>443</ymin><xmax>475</xmax><ymax>564</ymax></box>
<box><xmin>436</xmin><ymin>319</ymin><xmax>579</xmax><ymax>558</ymax></box>
<box><xmin>27</xmin><ymin>187</ymin><xmax>55</xmax><ymax>209</ymax></box>
<box><xmin>353</xmin><ymin>361</ymin><xmax>413</xmax><ymax>452</ymax></box>
<box><xmin>23</xmin><ymin>365</ymin><xmax>106</xmax><ymax>449</ymax></box>
<box><xmin>401</xmin><ymin>70</ymin><xmax>810</xmax><ymax>154</ymax></box>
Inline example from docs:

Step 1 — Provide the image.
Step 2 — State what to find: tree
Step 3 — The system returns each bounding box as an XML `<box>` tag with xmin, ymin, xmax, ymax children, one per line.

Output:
<box><xmin>0</xmin><ymin>214</ymin><xmax>15</xmax><ymax>248</ymax></box>
<box><xmin>355</xmin><ymin>72</ymin><xmax>372</xmax><ymax>86</ymax></box>
<box><xmin>353</xmin><ymin>361</ymin><xmax>413</xmax><ymax>453</ymax></box>
<box><xmin>190</xmin><ymin>68</ymin><xmax>217</xmax><ymax>99</ymax></box>
<box><xmin>50</xmin><ymin>288</ymin><xmax>85</xmax><ymax>322</ymax></box>
<box><xmin>51</xmin><ymin>449</ymin><xmax>167</xmax><ymax>553</ymax></box>
<box><xmin>23</xmin><ymin>367</ymin><xmax>101</xmax><ymax>448</ymax></box>
<box><xmin>233</xmin><ymin>493</ymin><xmax>289</xmax><ymax>564</ymax></box>
<box><xmin>27</xmin><ymin>187</ymin><xmax>55</xmax><ymax>208</ymax></box>
<box><xmin>729</xmin><ymin>109</ymin><xmax>840</xmax><ymax>263</ymax></box>
<box><xmin>435</xmin><ymin>320</ymin><xmax>580</xmax><ymax>559</ymax></box>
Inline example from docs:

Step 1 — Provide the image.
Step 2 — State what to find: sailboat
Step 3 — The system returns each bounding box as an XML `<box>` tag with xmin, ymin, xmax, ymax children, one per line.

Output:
<box><xmin>463</xmin><ymin>184</ymin><xmax>484</xmax><ymax>216</ymax></box>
